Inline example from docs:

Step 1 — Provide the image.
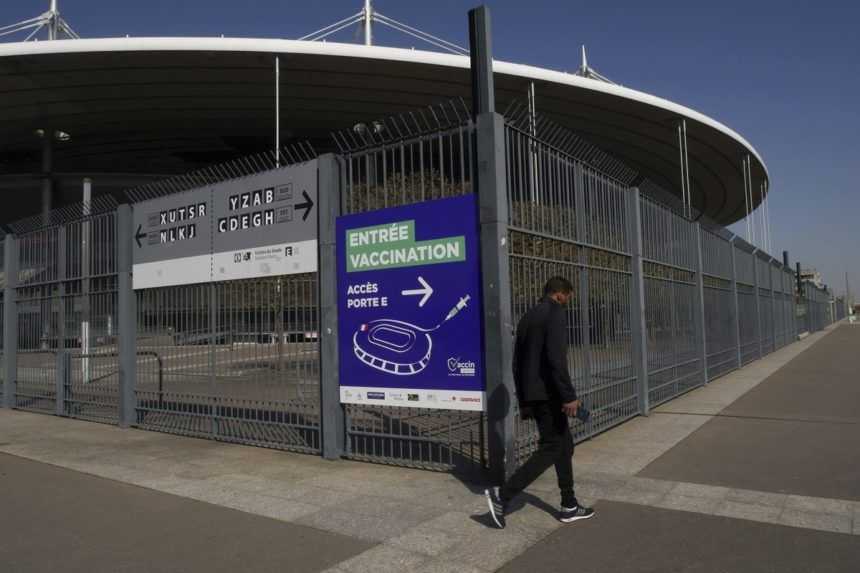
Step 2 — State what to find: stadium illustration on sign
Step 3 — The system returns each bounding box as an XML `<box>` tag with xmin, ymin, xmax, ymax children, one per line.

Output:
<box><xmin>353</xmin><ymin>290</ymin><xmax>471</xmax><ymax>376</ymax></box>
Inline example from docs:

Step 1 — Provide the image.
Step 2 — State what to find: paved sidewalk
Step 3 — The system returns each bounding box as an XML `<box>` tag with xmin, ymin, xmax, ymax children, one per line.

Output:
<box><xmin>0</xmin><ymin>453</ymin><xmax>372</xmax><ymax>573</ymax></box>
<box><xmin>509</xmin><ymin>323</ymin><xmax>860</xmax><ymax>571</ymax></box>
<box><xmin>0</xmin><ymin>323</ymin><xmax>855</xmax><ymax>572</ymax></box>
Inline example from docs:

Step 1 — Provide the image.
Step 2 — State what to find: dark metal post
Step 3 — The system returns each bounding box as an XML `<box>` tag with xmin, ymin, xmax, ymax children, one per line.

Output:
<box><xmin>476</xmin><ymin>112</ymin><xmax>514</xmax><ymax>483</ymax></box>
<box><xmin>796</xmin><ymin>261</ymin><xmax>804</xmax><ymax>335</ymax></box>
<box><xmin>753</xmin><ymin>250</ymin><xmax>762</xmax><ymax>358</ymax></box>
<box><xmin>117</xmin><ymin>204</ymin><xmax>137</xmax><ymax>428</ymax></box>
<box><xmin>56</xmin><ymin>225</ymin><xmax>67</xmax><ymax>415</ymax></box>
<box><xmin>469</xmin><ymin>6</ymin><xmax>495</xmax><ymax>118</ymax></box>
<box><xmin>3</xmin><ymin>236</ymin><xmax>18</xmax><ymax>408</ymax></box>
<box><xmin>55</xmin><ymin>351</ymin><xmax>70</xmax><ymax>417</ymax></box>
<box><xmin>769</xmin><ymin>258</ymin><xmax>777</xmax><ymax>349</ymax></box>
<box><xmin>470</xmin><ymin>5</ymin><xmax>515</xmax><ymax>485</ymax></box>
<box><xmin>318</xmin><ymin>153</ymin><xmax>345</xmax><ymax>460</ymax></box>
<box><xmin>693</xmin><ymin>223</ymin><xmax>708</xmax><ymax>383</ymax></box>
<box><xmin>627</xmin><ymin>188</ymin><xmax>649</xmax><ymax>415</ymax></box>
<box><xmin>729</xmin><ymin>237</ymin><xmax>742</xmax><ymax>367</ymax></box>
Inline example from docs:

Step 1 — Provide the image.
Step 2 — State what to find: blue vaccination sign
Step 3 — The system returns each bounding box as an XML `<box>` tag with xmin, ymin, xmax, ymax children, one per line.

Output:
<box><xmin>336</xmin><ymin>194</ymin><xmax>485</xmax><ymax>411</ymax></box>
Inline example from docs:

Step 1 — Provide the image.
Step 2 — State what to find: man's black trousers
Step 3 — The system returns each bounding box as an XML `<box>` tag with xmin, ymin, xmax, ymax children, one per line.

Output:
<box><xmin>499</xmin><ymin>401</ymin><xmax>576</xmax><ymax>508</ymax></box>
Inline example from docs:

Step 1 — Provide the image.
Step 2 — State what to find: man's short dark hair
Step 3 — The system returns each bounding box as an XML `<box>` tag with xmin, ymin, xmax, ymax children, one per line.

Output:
<box><xmin>544</xmin><ymin>276</ymin><xmax>574</xmax><ymax>296</ymax></box>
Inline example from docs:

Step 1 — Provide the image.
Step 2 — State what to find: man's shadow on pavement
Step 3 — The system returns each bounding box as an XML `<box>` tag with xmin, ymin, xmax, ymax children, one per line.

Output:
<box><xmin>470</xmin><ymin>492</ymin><xmax>558</xmax><ymax>529</ymax></box>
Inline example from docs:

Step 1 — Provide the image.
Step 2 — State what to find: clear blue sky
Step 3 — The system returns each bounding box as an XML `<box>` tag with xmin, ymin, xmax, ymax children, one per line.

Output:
<box><xmin>3</xmin><ymin>0</ymin><xmax>858</xmax><ymax>297</ymax></box>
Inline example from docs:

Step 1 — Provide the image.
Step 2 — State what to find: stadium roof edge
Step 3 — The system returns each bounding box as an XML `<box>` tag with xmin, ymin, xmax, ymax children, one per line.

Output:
<box><xmin>0</xmin><ymin>36</ymin><xmax>768</xmax><ymax>181</ymax></box>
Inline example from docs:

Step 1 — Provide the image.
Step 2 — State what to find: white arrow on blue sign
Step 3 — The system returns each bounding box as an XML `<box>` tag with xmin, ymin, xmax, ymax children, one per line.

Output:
<box><xmin>401</xmin><ymin>276</ymin><xmax>434</xmax><ymax>307</ymax></box>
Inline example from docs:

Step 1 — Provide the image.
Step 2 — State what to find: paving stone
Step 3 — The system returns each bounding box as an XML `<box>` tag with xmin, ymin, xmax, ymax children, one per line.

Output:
<box><xmin>421</xmin><ymin>511</ymin><xmax>492</xmax><ymax>537</ymax></box>
<box><xmin>670</xmin><ymin>482</ymin><xmax>731</xmax><ymax>500</ymax></box>
<box><xmin>296</xmin><ymin>509</ymin><xmax>429</xmax><ymax>542</ymax></box>
<box><xmin>784</xmin><ymin>495</ymin><xmax>856</xmax><ymax>516</ymax></box>
<box><xmin>385</xmin><ymin>528</ymin><xmax>462</xmax><ymax>556</ymax></box>
<box><xmin>337</xmin><ymin>545</ymin><xmax>428</xmax><ymax>573</ymax></box>
<box><xmin>220</xmin><ymin>493</ymin><xmax>321</xmax><ymax>522</ymax></box>
<box><xmin>411</xmin><ymin>559</ymin><xmax>486</xmax><ymax>573</ymax></box>
<box><xmin>654</xmin><ymin>494</ymin><xmax>722</xmax><ymax>515</ymax></box>
<box><xmin>726</xmin><ymin>488</ymin><xmax>788</xmax><ymax>508</ymax></box>
<box><xmin>606</xmin><ymin>484</ymin><xmax>667</xmax><ymax>506</ymax></box>
<box><xmin>715</xmin><ymin>500</ymin><xmax>782</xmax><ymax>524</ymax></box>
<box><xmin>628</xmin><ymin>477</ymin><xmax>677</xmax><ymax>494</ymax></box>
<box><xmin>336</xmin><ymin>494</ymin><xmax>445</xmax><ymax>524</ymax></box>
<box><xmin>854</xmin><ymin>503</ymin><xmax>860</xmax><ymax>535</ymax></box>
<box><xmin>443</xmin><ymin>527</ymin><xmax>536</xmax><ymax>572</ymax></box>
<box><xmin>779</xmin><ymin>509</ymin><xmax>853</xmax><ymax>534</ymax></box>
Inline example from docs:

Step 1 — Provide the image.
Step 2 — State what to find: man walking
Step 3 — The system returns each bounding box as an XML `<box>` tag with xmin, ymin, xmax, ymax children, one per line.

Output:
<box><xmin>484</xmin><ymin>276</ymin><xmax>595</xmax><ymax>529</ymax></box>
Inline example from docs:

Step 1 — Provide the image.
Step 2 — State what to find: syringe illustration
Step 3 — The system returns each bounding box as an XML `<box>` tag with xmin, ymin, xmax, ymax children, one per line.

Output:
<box><xmin>353</xmin><ymin>294</ymin><xmax>471</xmax><ymax>376</ymax></box>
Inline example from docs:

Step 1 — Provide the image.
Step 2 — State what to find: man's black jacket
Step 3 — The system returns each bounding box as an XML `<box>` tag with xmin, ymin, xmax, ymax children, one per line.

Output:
<box><xmin>512</xmin><ymin>297</ymin><xmax>577</xmax><ymax>405</ymax></box>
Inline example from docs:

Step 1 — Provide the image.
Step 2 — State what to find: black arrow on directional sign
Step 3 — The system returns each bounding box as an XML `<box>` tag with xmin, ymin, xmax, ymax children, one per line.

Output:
<box><xmin>296</xmin><ymin>190</ymin><xmax>314</xmax><ymax>221</ymax></box>
<box><xmin>135</xmin><ymin>224</ymin><xmax>147</xmax><ymax>248</ymax></box>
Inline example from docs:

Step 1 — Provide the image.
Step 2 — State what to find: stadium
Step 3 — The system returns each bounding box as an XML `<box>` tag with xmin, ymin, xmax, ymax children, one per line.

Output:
<box><xmin>0</xmin><ymin>1</ymin><xmax>768</xmax><ymax>226</ymax></box>
<box><xmin>0</xmin><ymin>2</ymin><xmax>837</xmax><ymax>471</ymax></box>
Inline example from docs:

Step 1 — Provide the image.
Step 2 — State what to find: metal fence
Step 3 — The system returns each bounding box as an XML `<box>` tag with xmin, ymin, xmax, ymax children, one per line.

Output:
<box><xmin>499</xmin><ymin>117</ymin><xmax>834</xmax><ymax>466</ymax></box>
<box><xmin>0</xmin><ymin>102</ymin><xmax>841</xmax><ymax>476</ymax></box>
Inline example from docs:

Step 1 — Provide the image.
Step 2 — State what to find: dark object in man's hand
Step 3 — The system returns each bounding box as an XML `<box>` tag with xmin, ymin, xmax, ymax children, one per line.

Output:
<box><xmin>575</xmin><ymin>405</ymin><xmax>591</xmax><ymax>423</ymax></box>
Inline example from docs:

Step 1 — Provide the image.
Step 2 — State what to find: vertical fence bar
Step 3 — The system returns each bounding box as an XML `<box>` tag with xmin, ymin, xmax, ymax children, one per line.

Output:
<box><xmin>3</xmin><ymin>236</ymin><xmax>17</xmax><ymax>408</ymax></box>
<box><xmin>729</xmin><ymin>238</ymin><xmax>742</xmax><ymax>368</ymax></box>
<box><xmin>318</xmin><ymin>153</ymin><xmax>345</xmax><ymax>459</ymax></box>
<box><xmin>627</xmin><ymin>188</ymin><xmax>649</xmax><ymax>415</ymax></box>
<box><xmin>117</xmin><ymin>204</ymin><xmax>137</xmax><ymax>428</ymax></box>
<box><xmin>573</xmin><ymin>164</ymin><xmax>592</xmax><ymax>406</ymax></box>
<box><xmin>693</xmin><ymin>222</ymin><xmax>707</xmax><ymax>383</ymax></box>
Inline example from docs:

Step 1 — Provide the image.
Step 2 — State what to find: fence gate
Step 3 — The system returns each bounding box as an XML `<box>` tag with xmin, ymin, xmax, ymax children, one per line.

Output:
<box><xmin>12</xmin><ymin>210</ymin><xmax>120</xmax><ymax>423</ymax></box>
<box><xmin>126</xmin><ymin>149</ymin><xmax>323</xmax><ymax>454</ymax></box>
<box><xmin>336</xmin><ymin>102</ymin><xmax>486</xmax><ymax>471</ymax></box>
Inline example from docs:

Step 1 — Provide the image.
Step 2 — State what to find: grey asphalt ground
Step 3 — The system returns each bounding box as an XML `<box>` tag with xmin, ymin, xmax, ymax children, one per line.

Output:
<box><xmin>499</xmin><ymin>501</ymin><xmax>860</xmax><ymax>573</ymax></box>
<box><xmin>0</xmin><ymin>453</ymin><xmax>373</xmax><ymax>573</ymax></box>
<box><xmin>639</xmin><ymin>325</ymin><xmax>860</xmax><ymax>500</ymax></box>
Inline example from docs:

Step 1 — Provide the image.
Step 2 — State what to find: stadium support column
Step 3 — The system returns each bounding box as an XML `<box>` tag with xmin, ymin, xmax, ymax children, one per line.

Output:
<box><xmin>470</xmin><ymin>6</ymin><xmax>515</xmax><ymax>484</ymax></box>
<box><xmin>41</xmin><ymin>130</ymin><xmax>53</xmax><ymax>227</ymax></box>
<box><xmin>627</xmin><ymin>188</ymin><xmax>649</xmax><ymax>415</ymax></box>
<box><xmin>117</xmin><ymin>204</ymin><xmax>137</xmax><ymax>428</ymax></box>
<box><xmin>3</xmin><ymin>236</ymin><xmax>18</xmax><ymax>408</ymax></box>
<box><xmin>318</xmin><ymin>153</ymin><xmax>345</xmax><ymax>460</ymax></box>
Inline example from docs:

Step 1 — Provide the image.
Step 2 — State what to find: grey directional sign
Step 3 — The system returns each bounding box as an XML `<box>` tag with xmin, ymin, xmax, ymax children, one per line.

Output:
<box><xmin>132</xmin><ymin>159</ymin><xmax>319</xmax><ymax>289</ymax></box>
<box><xmin>211</xmin><ymin>160</ymin><xmax>318</xmax><ymax>282</ymax></box>
<box><xmin>132</xmin><ymin>189</ymin><xmax>212</xmax><ymax>289</ymax></box>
